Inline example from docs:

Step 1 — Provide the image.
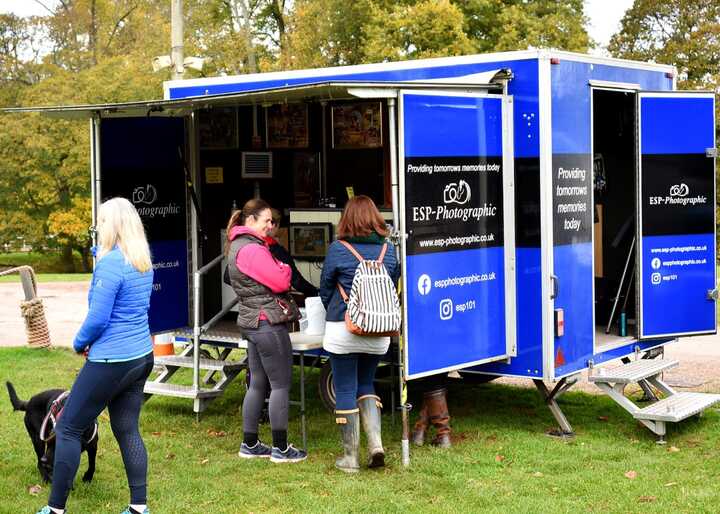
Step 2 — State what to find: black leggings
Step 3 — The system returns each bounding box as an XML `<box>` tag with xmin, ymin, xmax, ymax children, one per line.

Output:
<box><xmin>49</xmin><ymin>352</ymin><xmax>154</xmax><ymax>509</ymax></box>
<box><xmin>242</xmin><ymin>321</ymin><xmax>293</xmax><ymax>435</ymax></box>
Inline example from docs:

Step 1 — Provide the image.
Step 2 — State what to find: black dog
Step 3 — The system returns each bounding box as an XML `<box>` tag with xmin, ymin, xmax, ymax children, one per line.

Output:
<box><xmin>6</xmin><ymin>381</ymin><xmax>98</xmax><ymax>483</ymax></box>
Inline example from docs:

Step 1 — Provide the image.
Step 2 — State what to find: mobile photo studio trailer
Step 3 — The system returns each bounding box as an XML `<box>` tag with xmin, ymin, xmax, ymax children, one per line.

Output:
<box><xmin>9</xmin><ymin>49</ymin><xmax>718</xmax><ymax>442</ymax></box>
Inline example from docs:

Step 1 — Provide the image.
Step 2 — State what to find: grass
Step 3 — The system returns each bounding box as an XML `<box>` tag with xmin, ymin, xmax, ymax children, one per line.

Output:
<box><xmin>0</xmin><ymin>252</ymin><xmax>87</xmax><ymax>274</ymax></box>
<box><xmin>2</xmin><ymin>348</ymin><xmax>720</xmax><ymax>513</ymax></box>
<box><xmin>0</xmin><ymin>273</ymin><xmax>91</xmax><ymax>283</ymax></box>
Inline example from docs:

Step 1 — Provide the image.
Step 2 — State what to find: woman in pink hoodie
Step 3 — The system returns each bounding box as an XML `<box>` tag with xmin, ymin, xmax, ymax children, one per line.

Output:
<box><xmin>225</xmin><ymin>199</ymin><xmax>306</xmax><ymax>463</ymax></box>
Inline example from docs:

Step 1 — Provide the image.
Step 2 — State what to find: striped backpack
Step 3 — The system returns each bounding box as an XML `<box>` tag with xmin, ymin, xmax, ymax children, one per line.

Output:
<box><xmin>336</xmin><ymin>240</ymin><xmax>401</xmax><ymax>337</ymax></box>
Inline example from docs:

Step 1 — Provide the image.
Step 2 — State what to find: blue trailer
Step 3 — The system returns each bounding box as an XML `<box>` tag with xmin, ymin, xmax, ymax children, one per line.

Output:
<box><xmin>9</xmin><ymin>49</ymin><xmax>719</xmax><ymax>443</ymax></box>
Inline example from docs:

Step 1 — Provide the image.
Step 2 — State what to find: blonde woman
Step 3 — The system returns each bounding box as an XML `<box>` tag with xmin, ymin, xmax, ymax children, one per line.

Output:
<box><xmin>37</xmin><ymin>198</ymin><xmax>155</xmax><ymax>514</ymax></box>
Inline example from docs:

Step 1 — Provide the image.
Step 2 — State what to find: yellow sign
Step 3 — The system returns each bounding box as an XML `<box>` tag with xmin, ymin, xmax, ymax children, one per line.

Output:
<box><xmin>345</xmin><ymin>186</ymin><xmax>355</xmax><ymax>199</ymax></box>
<box><xmin>205</xmin><ymin>167</ymin><xmax>224</xmax><ymax>184</ymax></box>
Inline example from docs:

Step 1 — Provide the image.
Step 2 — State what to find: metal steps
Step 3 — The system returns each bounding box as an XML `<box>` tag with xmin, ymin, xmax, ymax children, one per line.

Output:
<box><xmin>588</xmin><ymin>359</ymin><xmax>678</xmax><ymax>384</ymax></box>
<box><xmin>592</xmin><ymin>357</ymin><xmax>719</xmax><ymax>442</ymax></box>
<box><xmin>144</xmin><ymin>381</ymin><xmax>224</xmax><ymax>399</ymax></box>
<box><xmin>144</xmin><ymin>338</ymin><xmax>247</xmax><ymax>413</ymax></box>
<box><xmin>154</xmin><ymin>355</ymin><xmax>246</xmax><ymax>372</ymax></box>
<box><xmin>634</xmin><ymin>392</ymin><xmax>720</xmax><ymax>423</ymax></box>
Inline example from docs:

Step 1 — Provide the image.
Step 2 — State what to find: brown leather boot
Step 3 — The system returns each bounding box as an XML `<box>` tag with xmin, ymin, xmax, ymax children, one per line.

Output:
<box><xmin>426</xmin><ymin>388</ymin><xmax>451</xmax><ymax>448</ymax></box>
<box><xmin>411</xmin><ymin>401</ymin><xmax>429</xmax><ymax>446</ymax></box>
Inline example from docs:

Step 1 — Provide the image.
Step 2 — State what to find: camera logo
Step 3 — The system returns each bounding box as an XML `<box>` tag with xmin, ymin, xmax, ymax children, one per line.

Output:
<box><xmin>669</xmin><ymin>183</ymin><xmax>689</xmax><ymax>197</ymax></box>
<box><xmin>439</xmin><ymin>299</ymin><xmax>453</xmax><ymax>320</ymax></box>
<box><xmin>418</xmin><ymin>274</ymin><xmax>432</xmax><ymax>296</ymax></box>
<box><xmin>651</xmin><ymin>273</ymin><xmax>661</xmax><ymax>285</ymax></box>
<box><xmin>132</xmin><ymin>184</ymin><xmax>158</xmax><ymax>205</ymax></box>
<box><xmin>443</xmin><ymin>180</ymin><xmax>471</xmax><ymax>205</ymax></box>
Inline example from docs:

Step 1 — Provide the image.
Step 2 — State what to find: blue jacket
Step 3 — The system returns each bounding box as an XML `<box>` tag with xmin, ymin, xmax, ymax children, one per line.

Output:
<box><xmin>74</xmin><ymin>247</ymin><xmax>154</xmax><ymax>361</ymax></box>
<box><xmin>319</xmin><ymin>239</ymin><xmax>400</xmax><ymax>322</ymax></box>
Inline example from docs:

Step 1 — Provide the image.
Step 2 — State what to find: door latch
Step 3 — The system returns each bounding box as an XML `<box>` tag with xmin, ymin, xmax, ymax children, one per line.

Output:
<box><xmin>707</xmin><ymin>288</ymin><xmax>719</xmax><ymax>301</ymax></box>
<box><xmin>550</xmin><ymin>274</ymin><xmax>559</xmax><ymax>300</ymax></box>
<box><xmin>706</xmin><ymin>148</ymin><xmax>718</xmax><ymax>158</ymax></box>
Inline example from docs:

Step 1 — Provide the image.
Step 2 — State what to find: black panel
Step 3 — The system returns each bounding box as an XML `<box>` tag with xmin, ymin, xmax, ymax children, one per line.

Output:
<box><xmin>552</xmin><ymin>153</ymin><xmax>593</xmax><ymax>246</ymax></box>
<box><xmin>404</xmin><ymin>155</ymin><xmax>503</xmax><ymax>255</ymax></box>
<box><xmin>515</xmin><ymin>157</ymin><xmax>540</xmax><ymax>248</ymax></box>
<box><xmin>641</xmin><ymin>153</ymin><xmax>714</xmax><ymax>236</ymax></box>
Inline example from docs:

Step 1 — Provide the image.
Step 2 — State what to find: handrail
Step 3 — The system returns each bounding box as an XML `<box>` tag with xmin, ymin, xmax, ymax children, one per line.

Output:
<box><xmin>192</xmin><ymin>251</ymin><xmax>231</xmax><ymax>393</ymax></box>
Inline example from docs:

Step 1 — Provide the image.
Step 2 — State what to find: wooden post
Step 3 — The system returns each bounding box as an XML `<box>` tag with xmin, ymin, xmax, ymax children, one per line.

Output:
<box><xmin>19</xmin><ymin>269</ymin><xmax>35</xmax><ymax>301</ymax></box>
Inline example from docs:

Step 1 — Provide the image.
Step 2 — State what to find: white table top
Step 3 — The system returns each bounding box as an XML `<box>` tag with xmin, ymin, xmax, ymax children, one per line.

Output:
<box><xmin>289</xmin><ymin>331</ymin><xmax>324</xmax><ymax>351</ymax></box>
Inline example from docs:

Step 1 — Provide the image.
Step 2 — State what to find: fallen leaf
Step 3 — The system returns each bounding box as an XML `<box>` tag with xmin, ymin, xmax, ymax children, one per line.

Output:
<box><xmin>151</xmin><ymin>431</ymin><xmax>162</xmax><ymax>436</ymax></box>
<box><xmin>207</xmin><ymin>429</ymin><xmax>227</xmax><ymax>437</ymax></box>
<box><xmin>201</xmin><ymin>458</ymin><xmax>209</xmax><ymax>465</ymax></box>
<box><xmin>28</xmin><ymin>485</ymin><xmax>42</xmax><ymax>496</ymax></box>
<box><xmin>639</xmin><ymin>496</ymin><xmax>656</xmax><ymax>503</ymax></box>
<box><xmin>625</xmin><ymin>470</ymin><xmax>637</xmax><ymax>480</ymax></box>
<box><xmin>495</xmin><ymin>454</ymin><xmax>505</xmax><ymax>462</ymax></box>
<box><xmin>668</xmin><ymin>446</ymin><xmax>680</xmax><ymax>453</ymax></box>
<box><xmin>165</xmin><ymin>453</ymin><xmax>176</xmax><ymax>460</ymax></box>
<box><xmin>532</xmin><ymin>471</ymin><xmax>544</xmax><ymax>477</ymax></box>
<box><xmin>664</xmin><ymin>482</ymin><xmax>677</xmax><ymax>487</ymax></box>
<box><xmin>597</xmin><ymin>416</ymin><xmax>609</xmax><ymax>422</ymax></box>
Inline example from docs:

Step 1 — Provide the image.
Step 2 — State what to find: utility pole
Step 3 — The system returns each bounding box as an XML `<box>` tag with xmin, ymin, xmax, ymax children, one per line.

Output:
<box><xmin>171</xmin><ymin>0</ymin><xmax>184</xmax><ymax>80</ymax></box>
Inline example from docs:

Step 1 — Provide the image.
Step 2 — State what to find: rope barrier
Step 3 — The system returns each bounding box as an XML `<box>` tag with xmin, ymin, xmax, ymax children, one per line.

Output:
<box><xmin>0</xmin><ymin>266</ymin><xmax>51</xmax><ymax>348</ymax></box>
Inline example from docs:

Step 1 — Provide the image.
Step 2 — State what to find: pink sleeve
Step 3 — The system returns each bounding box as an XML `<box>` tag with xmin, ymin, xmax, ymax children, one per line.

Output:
<box><xmin>236</xmin><ymin>243</ymin><xmax>291</xmax><ymax>293</ymax></box>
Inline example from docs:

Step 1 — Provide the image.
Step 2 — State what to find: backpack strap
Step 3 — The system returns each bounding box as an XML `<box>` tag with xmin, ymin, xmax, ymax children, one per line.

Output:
<box><xmin>336</xmin><ymin>241</ymin><xmax>388</xmax><ymax>302</ymax></box>
<box><xmin>338</xmin><ymin>240</ymin><xmax>365</xmax><ymax>262</ymax></box>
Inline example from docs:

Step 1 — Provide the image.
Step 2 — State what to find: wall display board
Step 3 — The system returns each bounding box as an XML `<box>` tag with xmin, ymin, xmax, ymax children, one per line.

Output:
<box><xmin>199</xmin><ymin>107</ymin><xmax>238</xmax><ymax>149</ymax></box>
<box><xmin>266</xmin><ymin>103</ymin><xmax>309</xmax><ymax>148</ymax></box>
<box><xmin>400</xmin><ymin>91</ymin><xmax>516</xmax><ymax>379</ymax></box>
<box><xmin>637</xmin><ymin>92</ymin><xmax>717</xmax><ymax>338</ymax></box>
<box><xmin>100</xmin><ymin>117</ymin><xmax>189</xmax><ymax>334</ymax></box>
<box><xmin>332</xmin><ymin>102</ymin><xmax>383</xmax><ymax>149</ymax></box>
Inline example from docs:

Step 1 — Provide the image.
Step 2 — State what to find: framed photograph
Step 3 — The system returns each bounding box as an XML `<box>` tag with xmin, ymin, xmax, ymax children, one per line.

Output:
<box><xmin>199</xmin><ymin>107</ymin><xmax>238</xmax><ymax>149</ymax></box>
<box><xmin>266</xmin><ymin>103</ymin><xmax>309</xmax><ymax>148</ymax></box>
<box><xmin>289</xmin><ymin>223</ymin><xmax>333</xmax><ymax>260</ymax></box>
<box><xmin>332</xmin><ymin>102</ymin><xmax>383</xmax><ymax>149</ymax></box>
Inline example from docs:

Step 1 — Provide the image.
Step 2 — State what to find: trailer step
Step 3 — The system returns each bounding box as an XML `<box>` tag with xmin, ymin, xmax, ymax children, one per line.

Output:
<box><xmin>154</xmin><ymin>355</ymin><xmax>246</xmax><ymax>372</ymax></box>
<box><xmin>143</xmin><ymin>381</ymin><xmax>223</xmax><ymax>399</ymax></box>
<box><xmin>589</xmin><ymin>359</ymin><xmax>678</xmax><ymax>384</ymax></box>
<box><xmin>171</xmin><ymin>326</ymin><xmax>246</xmax><ymax>346</ymax></box>
<box><xmin>634</xmin><ymin>392</ymin><xmax>720</xmax><ymax>423</ymax></box>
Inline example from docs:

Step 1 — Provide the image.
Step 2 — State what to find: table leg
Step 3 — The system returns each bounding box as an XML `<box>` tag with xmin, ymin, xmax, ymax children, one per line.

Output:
<box><xmin>300</xmin><ymin>351</ymin><xmax>306</xmax><ymax>451</ymax></box>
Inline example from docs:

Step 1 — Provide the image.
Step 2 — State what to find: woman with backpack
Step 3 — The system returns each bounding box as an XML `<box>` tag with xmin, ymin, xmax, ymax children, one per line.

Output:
<box><xmin>225</xmin><ymin>199</ymin><xmax>306</xmax><ymax>463</ymax></box>
<box><xmin>319</xmin><ymin>195</ymin><xmax>400</xmax><ymax>473</ymax></box>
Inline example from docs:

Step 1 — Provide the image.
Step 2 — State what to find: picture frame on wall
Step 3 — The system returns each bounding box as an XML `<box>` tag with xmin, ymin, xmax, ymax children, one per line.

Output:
<box><xmin>289</xmin><ymin>223</ymin><xmax>333</xmax><ymax>260</ymax></box>
<box><xmin>332</xmin><ymin>102</ymin><xmax>383</xmax><ymax>149</ymax></box>
<box><xmin>266</xmin><ymin>103</ymin><xmax>309</xmax><ymax>148</ymax></box>
<box><xmin>199</xmin><ymin>107</ymin><xmax>238</xmax><ymax>149</ymax></box>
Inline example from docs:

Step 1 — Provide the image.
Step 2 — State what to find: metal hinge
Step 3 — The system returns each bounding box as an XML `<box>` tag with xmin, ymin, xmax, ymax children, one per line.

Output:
<box><xmin>706</xmin><ymin>148</ymin><xmax>718</xmax><ymax>158</ymax></box>
<box><xmin>707</xmin><ymin>288</ymin><xmax>719</xmax><ymax>301</ymax></box>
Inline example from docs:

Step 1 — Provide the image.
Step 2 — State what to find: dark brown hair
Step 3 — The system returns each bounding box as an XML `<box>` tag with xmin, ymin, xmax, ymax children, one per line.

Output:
<box><xmin>224</xmin><ymin>198</ymin><xmax>271</xmax><ymax>254</ymax></box>
<box><xmin>336</xmin><ymin>195</ymin><xmax>389</xmax><ymax>239</ymax></box>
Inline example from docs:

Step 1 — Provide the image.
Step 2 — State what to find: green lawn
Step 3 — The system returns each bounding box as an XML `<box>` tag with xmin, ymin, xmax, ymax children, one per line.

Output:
<box><xmin>1</xmin><ymin>347</ymin><xmax>719</xmax><ymax>513</ymax></box>
<box><xmin>0</xmin><ymin>273</ymin><xmax>91</xmax><ymax>283</ymax></box>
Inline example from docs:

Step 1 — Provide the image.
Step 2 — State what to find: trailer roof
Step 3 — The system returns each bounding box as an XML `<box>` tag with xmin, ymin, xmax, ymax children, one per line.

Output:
<box><xmin>164</xmin><ymin>49</ymin><xmax>676</xmax><ymax>100</ymax></box>
<box><xmin>2</xmin><ymin>70</ymin><xmax>510</xmax><ymax>120</ymax></box>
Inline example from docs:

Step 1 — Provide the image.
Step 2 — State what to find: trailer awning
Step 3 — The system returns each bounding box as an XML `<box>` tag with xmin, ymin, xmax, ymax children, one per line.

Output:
<box><xmin>2</xmin><ymin>69</ymin><xmax>511</xmax><ymax>120</ymax></box>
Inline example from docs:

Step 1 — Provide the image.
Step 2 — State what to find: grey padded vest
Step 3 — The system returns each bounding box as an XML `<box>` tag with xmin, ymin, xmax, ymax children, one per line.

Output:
<box><xmin>228</xmin><ymin>234</ymin><xmax>300</xmax><ymax>329</ymax></box>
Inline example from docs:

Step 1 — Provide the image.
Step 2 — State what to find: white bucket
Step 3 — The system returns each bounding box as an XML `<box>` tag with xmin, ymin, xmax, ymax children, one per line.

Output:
<box><xmin>304</xmin><ymin>296</ymin><xmax>326</xmax><ymax>336</ymax></box>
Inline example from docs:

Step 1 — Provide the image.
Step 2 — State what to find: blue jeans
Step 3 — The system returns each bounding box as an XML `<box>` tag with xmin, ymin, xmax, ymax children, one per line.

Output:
<box><xmin>328</xmin><ymin>352</ymin><xmax>381</xmax><ymax>411</ymax></box>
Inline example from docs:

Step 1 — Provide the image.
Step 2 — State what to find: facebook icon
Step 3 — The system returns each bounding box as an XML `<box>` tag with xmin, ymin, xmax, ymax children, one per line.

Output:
<box><xmin>417</xmin><ymin>274</ymin><xmax>432</xmax><ymax>296</ymax></box>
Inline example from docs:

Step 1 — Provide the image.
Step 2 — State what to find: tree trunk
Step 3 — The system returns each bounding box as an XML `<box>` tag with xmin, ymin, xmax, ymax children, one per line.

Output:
<box><xmin>79</xmin><ymin>243</ymin><xmax>92</xmax><ymax>273</ymax></box>
<box><xmin>61</xmin><ymin>244</ymin><xmax>75</xmax><ymax>273</ymax></box>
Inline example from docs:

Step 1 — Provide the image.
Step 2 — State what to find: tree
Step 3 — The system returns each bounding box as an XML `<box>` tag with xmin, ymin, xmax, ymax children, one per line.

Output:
<box><xmin>364</xmin><ymin>0</ymin><xmax>474</xmax><ymax>62</ymax></box>
<box><xmin>608</xmin><ymin>0</ymin><xmax>720</xmax><ymax>89</ymax></box>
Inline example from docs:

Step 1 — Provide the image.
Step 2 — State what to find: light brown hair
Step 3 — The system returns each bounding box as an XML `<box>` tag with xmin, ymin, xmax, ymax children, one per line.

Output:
<box><xmin>336</xmin><ymin>195</ymin><xmax>389</xmax><ymax>239</ymax></box>
<box><xmin>224</xmin><ymin>198</ymin><xmax>271</xmax><ymax>255</ymax></box>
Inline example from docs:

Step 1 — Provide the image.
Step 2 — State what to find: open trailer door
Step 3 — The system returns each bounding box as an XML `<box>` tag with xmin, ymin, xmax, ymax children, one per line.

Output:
<box><xmin>637</xmin><ymin>92</ymin><xmax>717</xmax><ymax>339</ymax></box>
<box><xmin>98</xmin><ymin>117</ymin><xmax>190</xmax><ymax>334</ymax></box>
<box><xmin>399</xmin><ymin>89</ymin><xmax>516</xmax><ymax>379</ymax></box>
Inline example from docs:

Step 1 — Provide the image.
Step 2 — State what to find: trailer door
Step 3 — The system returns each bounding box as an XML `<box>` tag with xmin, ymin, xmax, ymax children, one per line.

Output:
<box><xmin>637</xmin><ymin>92</ymin><xmax>717</xmax><ymax>338</ymax></box>
<box><xmin>399</xmin><ymin>90</ymin><xmax>516</xmax><ymax>379</ymax></box>
<box><xmin>99</xmin><ymin>117</ymin><xmax>190</xmax><ymax>334</ymax></box>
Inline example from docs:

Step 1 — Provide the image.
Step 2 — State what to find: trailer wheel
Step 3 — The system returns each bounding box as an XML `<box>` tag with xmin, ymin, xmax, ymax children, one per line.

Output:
<box><xmin>318</xmin><ymin>361</ymin><xmax>336</xmax><ymax>412</ymax></box>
